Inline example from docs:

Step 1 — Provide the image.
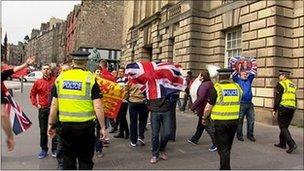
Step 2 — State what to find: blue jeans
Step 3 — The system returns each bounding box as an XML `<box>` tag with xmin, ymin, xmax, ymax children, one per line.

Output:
<box><xmin>237</xmin><ymin>102</ymin><xmax>255</xmax><ymax>138</ymax></box>
<box><xmin>150</xmin><ymin>111</ymin><xmax>171</xmax><ymax>157</ymax></box>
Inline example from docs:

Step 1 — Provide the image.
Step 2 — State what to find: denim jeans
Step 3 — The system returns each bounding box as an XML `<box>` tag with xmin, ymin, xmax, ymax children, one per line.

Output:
<box><xmin>129</xmin><ymin>102</ymin><xmax>149</xmax><ymax>144</ymax></box>
<box><xmin>237</xmin><ymin>102</ymin><xmax>255</xmax><ymax>138</ymax></box>
<box><xmin>150</xmin><ymin>110</ymin><xmax>171</xmax><ymax>157</ymax></box>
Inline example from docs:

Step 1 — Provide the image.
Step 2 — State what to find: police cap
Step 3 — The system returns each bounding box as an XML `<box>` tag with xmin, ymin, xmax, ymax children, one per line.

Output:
<box><xmin>217</xmin><ymin>68</ymin><xmax>234</xmax><ymax>75</ymax></box>
<box><xmin>279</xmin><ymin>69</ymin><xmax>291</xmax><ymax>76</ymax></box>
<box><xmin>70</xmin><ymin>51</ymin><xmax>91</xmax><ymax>60</ymax></box>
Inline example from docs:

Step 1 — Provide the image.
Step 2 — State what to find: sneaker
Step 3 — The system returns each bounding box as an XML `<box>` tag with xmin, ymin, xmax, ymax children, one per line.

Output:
<box><xmin>51</xmin><ymin>151</ymin><xmax>57</xmax><ymax>158</ymax></box>
<box><xmin>187</xmin><ymin>139</ymin><xmax>198</xmax><ymax>145</ymax></box>
<box><xmin>137</xmin><ymin>138</ymin><xmax>145</xmax><ymax>146</ymax></box>
<box><xmin>38</xmin><ymin>150</ymin><xmax>48</xmax><ymax>159</ymax></box>
<box><xmin>209</xmin><ymin>144</ymin><xmax>217</xmax><ymax>152</ymax></box>
<box><xmin>159</xmin><ymin>152</ymin><xmax>168</xmax><ymax>160</ymax></box>
<box><xmin>130</xmin><ymin>142</ymin><xmax>137</xmax><ymax>147</ymax></box>
<box><xmin>96</xmin><ymin>151</ymin><xmax>104</xmax><ymax>158</ymax></box>
<box><xmin>150</xmin><ymin>156</ymin><xmax>158</xmax><ymax>164</ymax></box>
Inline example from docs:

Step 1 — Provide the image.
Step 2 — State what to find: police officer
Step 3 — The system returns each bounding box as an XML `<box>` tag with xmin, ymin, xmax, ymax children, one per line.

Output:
<box><xmin>202</xmin><ymin>68</ymin><xmax>242</xmax><ymax>170</ymax></box>
<box><xmin>47</xmin><ymin>51</ymin><xmax>106</xmax><ymax>170</ymax></box>
<box><xmin>272</xmin><ymin>70</ymin><xmax>297</xmax><ymax>153</ymax></box>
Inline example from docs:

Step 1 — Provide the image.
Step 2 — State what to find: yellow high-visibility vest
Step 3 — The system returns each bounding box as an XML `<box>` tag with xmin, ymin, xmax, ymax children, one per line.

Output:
<box><xmin>211</xmin><ymin>82</ymin><xmax>243</xmax><ymax>120</ymax></box>
<box><xmin>55</xmin><ymin>69</ymin><xmax>96</xmax><ymax>122</ymax></box>
<box><xmin>279</xmin><ymin>79</ymin><xmax>297</xmax><ymax>108</ymax></box>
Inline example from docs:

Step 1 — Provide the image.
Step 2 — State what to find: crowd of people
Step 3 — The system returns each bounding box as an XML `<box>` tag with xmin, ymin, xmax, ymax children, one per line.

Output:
<box><xmin>1</xmin><ymin>52</ymin><xmax>298</xmax><ymax>170</ymax></box>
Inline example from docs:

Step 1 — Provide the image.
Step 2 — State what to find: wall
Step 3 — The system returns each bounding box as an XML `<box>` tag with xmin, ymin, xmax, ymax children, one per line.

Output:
<box><xmin>121</xmin><ymin>0</ymin><xmax>304</xmax><ymax>126</ymax></box>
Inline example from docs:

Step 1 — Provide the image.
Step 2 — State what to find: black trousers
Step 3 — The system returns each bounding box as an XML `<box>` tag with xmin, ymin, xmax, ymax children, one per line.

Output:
<box><xmin>277</xmin><ymin>106</ymin><xmax>296</xmax><ymax>148</ymax></box>
<box><xmin>191</xmin><ymin>116</ymin><xmax>216</xmax><ymax>145</ymax></box>
<box><xmin>214</xmin><ymin>119</ymin><xmax>238</xmax><ymax>170</ymax></box>
<box><xmin>129</xmin><ymin>102</ymin><xmax>149</xmax><ymax>144</ymax></box>
<box><xmin>38</xmin><ymin>108</ymin><xmax>56</xmax><ymax>151</ymax></box>
<box><xmin>169</xmin><ymin>95</ymin><xmax>179</xmax><ymax>140</ymax></box>
<box><xmin>117</xmin><ymin>102</ymin><xmax>129</xmax><ymax>136</ymax></box>
<box><xmin>55</xmin><ymin>122</ymin><xmax>64</xmax><ymax>169</ymax></box>
<box><xmin>60</xmin><ymin>121</ymin><xmax>95</xmax><ymax>170</ymax></box>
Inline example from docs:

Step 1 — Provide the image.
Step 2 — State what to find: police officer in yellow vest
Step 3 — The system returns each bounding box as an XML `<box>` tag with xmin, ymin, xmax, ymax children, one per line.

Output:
<box><xmin>272</xmin><ymin>70</ymin><xmax>297</xmax><ymax>153</ymax></box>
<box><xmin>47</xmin><ymin>51</ymin><xmax>106</xmax><ymax>170</ymax></box>
<box><xmin>202</xmin><ymin>68</ymin><xmax>242</xmax><ymax>170</ymax></box>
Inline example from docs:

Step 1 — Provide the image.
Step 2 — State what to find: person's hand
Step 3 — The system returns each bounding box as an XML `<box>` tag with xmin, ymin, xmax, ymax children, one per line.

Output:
<box><xmin>25</xmin><ymin>56</ymin><xmax>35</xmax><ymax>65</ymax></box>
<box><xmin>6</xmin><ymin>136</ymin><xmax>14</xmax><ymax>151</ymax></box>
<box><xmin>37</xmin><ymin>104</ymin><xmax>41</xmax><ymax>109</ymax></box>
<box><xmin>47</xmin><ymin>125</ymin><xmax>56</xmax><ymax>138</ymax></box>
<box><xmin>272</xmin><ymin>111</ymin><xmax>276</xmax><ymax>118</ymax></box>
<box><xmin>100</xmin><ymin>127</ymin><xmax>107</xmax><ymax>140</ymax></box>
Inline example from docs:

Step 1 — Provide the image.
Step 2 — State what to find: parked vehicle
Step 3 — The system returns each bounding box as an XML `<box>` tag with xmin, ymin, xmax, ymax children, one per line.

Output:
<box><xmin>23</xmin><ymin>71</ymin><xmax>43</xmax><ymax>82</ymax></box>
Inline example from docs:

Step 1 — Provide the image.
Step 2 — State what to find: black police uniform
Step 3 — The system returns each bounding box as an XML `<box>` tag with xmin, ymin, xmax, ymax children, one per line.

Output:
<box><xmin>208</xmin><ymin>68</ymin><xmax>239</xmax><ymax>170</ymax></box>
<box><xmin>273</xmin><ymin>70</ymin><xmax>297</xmax><ymax>153</ymax></box>
<box><xmin>51</xmin><ymin>51</ymin><xmax>102</xmax><ymax>169</ymax></box>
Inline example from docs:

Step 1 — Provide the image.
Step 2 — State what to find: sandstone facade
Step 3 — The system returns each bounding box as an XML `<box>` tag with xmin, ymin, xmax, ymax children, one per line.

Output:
<box><xmin>25</xmin><ymin>19</ymin><xmax>66</xmax><ymax>66</ymax></box>
<box><xmin>121</xmin><ymin>0</ymin><xmax>304</xmax><ymax>126</ymax></box>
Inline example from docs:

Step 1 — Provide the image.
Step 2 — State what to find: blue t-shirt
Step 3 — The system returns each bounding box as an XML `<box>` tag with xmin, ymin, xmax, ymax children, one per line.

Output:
<box><xmin>233</xmin><ymin>74</ymin><xmax>254</xmax><ymax>103</ymax></box>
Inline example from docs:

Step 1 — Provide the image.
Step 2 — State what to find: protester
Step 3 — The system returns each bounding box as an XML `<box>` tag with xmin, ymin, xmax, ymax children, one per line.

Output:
<box><xmin>232</xmin><ymin>59</ymin><xmax>256</xmax><ymax>142</ymax></box>
<box><xmin>48</xmin><ymin>51</ymin><xmax>106</xmax><ymax>169</ymax></box>
<box><xmin>114</xmin><ymin>67</ymin><xmax>129</xmax><ymax>139</ymax></box>
<box><xmin>125</xmin><ymin>80</ymin><xmax>149</xmax><ymax>147</ymax></box>
<box><xmin>30</xmin><ymin>64</ymin><xmax>57</xmax><ymax>159</ymax></box>
<box><xmin>188</xmin><ymin>70</ymin><xmax>217</xmax><ymax>152</ymax></box>
<box><xmin>273</xmin><ymin>70</ymin><xmax>297</xmax><ymax>153</ymax></box>
<box><xmin>93</xmin><ymin>67</ymin><xmax>104</xmax><ymax>157</ymax></box>
<box><xmin>203</xmin><ymin>68</ymin><xmax>242</xmax><ymax>170</ymax></box>
<box><xmin>181</xmin><ymin>71</ymin><xmax>193</xmax><ymax>112</ymax></box>
<box><xmin>1</xmin><ymin>56</ymin><xmax>35</xmax><ymax>151</ymax></box>
<box><xmin>99</xmin><ymin>60</ymin><xmax>118</xmax><ymax>134</ymax></box>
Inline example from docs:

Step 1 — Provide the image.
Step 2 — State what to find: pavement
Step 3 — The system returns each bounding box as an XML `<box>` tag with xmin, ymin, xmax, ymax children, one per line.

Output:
<box><xmin>1</xmin><ymin>81</ymin><xmax>303</xmax><ymax>170</ymax></box>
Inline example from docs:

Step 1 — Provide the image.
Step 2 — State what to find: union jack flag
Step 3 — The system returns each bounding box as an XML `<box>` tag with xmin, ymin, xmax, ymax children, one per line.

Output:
<box><xmin>125</xmin><ymin>61</ymin><xmax>187</xmax><ymax>100</ymax></box>
<box><xmin>229</xmin><ymin>56</ymin><xmax>257</xmax><ymax>75</ymax></box>
<box><xmin>2</xmin><ymin>84</ymin><xmax>32</xmax><ymax>135</ymax></box>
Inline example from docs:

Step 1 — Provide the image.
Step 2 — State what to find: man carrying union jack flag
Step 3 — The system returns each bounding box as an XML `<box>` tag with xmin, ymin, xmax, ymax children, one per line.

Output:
<box><xmin>125</xmin><ymin>60</ymin><xmax>186</xmax><ymax>164</ymax></box>
<box><xmin>1</xmin><ymin>56</ymin><xmax>34</xmax><ymax>151</ymax></box>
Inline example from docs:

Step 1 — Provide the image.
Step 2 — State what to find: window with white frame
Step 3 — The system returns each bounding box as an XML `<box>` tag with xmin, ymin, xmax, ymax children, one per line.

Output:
<box><xmin>225</xmin><ymin>28</ymin><xmax>242</xmax><ymax>67</ymax></box>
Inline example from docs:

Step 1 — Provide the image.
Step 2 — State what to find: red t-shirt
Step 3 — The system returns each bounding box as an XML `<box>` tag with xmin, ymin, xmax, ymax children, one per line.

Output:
<box><xmin>30</xmin><ymin>77</ymin><xmax>56</xmax><ymax>108</ymax></box>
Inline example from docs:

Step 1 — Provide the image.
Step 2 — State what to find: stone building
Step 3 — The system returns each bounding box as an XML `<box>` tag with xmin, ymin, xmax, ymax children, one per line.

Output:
<box><xmin>26</xmin><ymin>18</ymin><xmax>66</xmax><ymax>66</ymax></box>
<box><xmin>65</xmin><ymin>0</ymin><xmax>123</xmax><ymax>66</ymax></box>
<box><xmin>121</xmin><ymin>0</ymin><xmax>304</xmax><ymax>126</ymax></box>
<box><xmin>7</xmin><ymin>42</ymin><xmax>26</xmax><ymax>65</ymax></box>
<box><xmin>66</xmin><ymin>4</ymin><xmax>81</xmax><ymax>56</ymax></box>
